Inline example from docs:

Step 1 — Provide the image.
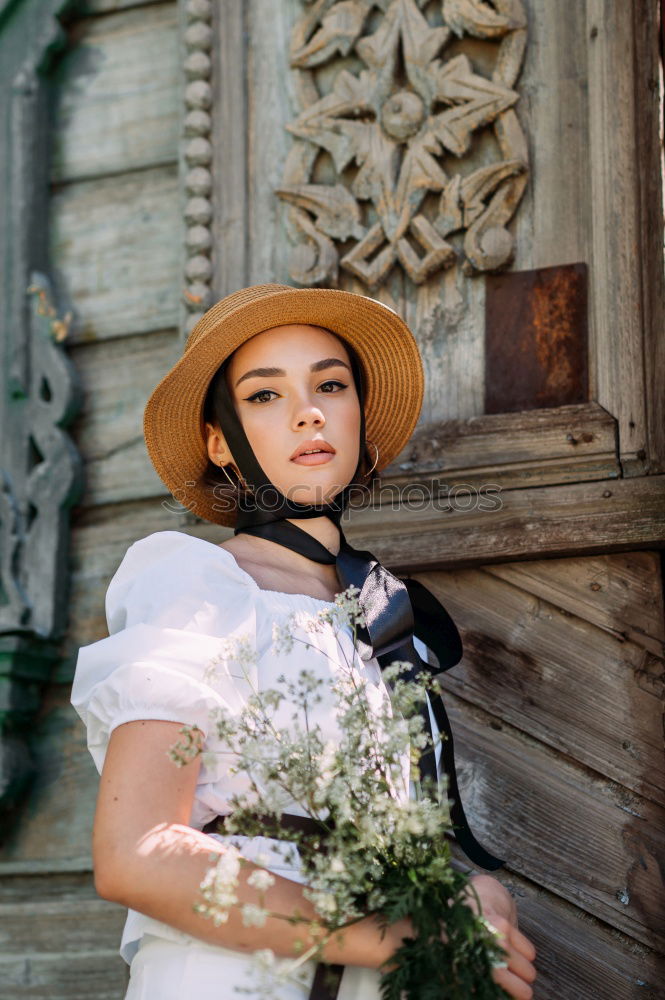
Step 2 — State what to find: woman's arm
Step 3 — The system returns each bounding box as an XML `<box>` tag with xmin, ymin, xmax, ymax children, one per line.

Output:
<box><xmin>93</xmin><ymin>719</ymin><xmax>409</xmax><ymax>969</ymax></box>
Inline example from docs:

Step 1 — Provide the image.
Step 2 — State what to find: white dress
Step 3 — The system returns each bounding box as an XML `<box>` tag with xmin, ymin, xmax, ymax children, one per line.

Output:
<box><xmin>71</xmin><ymin>530</ymin><xmax>438</xmax><ymax>999</ymax></box>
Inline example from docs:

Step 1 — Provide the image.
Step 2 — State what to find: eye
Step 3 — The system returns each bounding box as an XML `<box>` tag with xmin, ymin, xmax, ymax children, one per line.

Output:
<box><xmin>318</xmin><ymin>380</ymin><xmax>348</xmax><ymax>393</ymax></box>
<box><xmin>244</xmin><ymin>389</ymin><xmax>279</xmax><ymax>404</ymax></box>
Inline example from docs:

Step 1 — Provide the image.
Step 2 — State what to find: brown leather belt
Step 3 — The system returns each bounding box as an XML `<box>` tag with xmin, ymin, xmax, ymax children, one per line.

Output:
<box><xmin>202</xmin><ymin>813</ymin><xmax>344</xmax><ymax>999</ymax></box>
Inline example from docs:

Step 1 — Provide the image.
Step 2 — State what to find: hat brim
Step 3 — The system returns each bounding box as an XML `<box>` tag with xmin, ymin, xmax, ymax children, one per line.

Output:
<box><xmin>144</xmin><ymin>286</ymin><xmax>424</xmax><ymax>527</ymax></box>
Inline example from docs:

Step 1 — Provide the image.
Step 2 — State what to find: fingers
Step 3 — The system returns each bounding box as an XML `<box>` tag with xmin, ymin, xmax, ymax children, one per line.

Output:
<box><xmin>486</xmin><ymin>917</ymin><xmax>537</xmax><ymax>1000</ymax></box>
<box><xmin>492</xmin><ymin>966</ymin><xmax>535</xmax><ymax>1000</ymax></box>
<box><xmin>511</xmin><ymin>924</ymin><xmax>537</xmax><ymax>962</ymax></box>
<box><xmin>488</xmin><ymin>915</ymin><xmax>537</xmax><ymax>962</ymax></box>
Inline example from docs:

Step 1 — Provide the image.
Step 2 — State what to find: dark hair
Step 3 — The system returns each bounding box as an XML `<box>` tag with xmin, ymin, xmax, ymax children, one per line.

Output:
<box><xmin>198</xmin><ymin>332</ymin><xmax>378</xmax><ymax>511</ymax></box>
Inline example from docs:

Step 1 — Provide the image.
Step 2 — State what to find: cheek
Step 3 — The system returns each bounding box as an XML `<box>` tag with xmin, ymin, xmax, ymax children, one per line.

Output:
<box><xmin>344</xmin><ymin>398</ymin><xmax>362</xmax><ymax>439</ymax></box>
<box><xmin>241</xmin><ymin>412</ymin><xmax>277</xmax><ymax>462</ymax></box>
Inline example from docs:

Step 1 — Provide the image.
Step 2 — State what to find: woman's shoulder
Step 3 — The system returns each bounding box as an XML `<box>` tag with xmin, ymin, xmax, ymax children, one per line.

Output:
<box><xmin>114</xmin><ymin>530</ymin><xmax>252</xmax><ymax>581</ymax></box>
<box><xmin>106</xmin><ymin>530</ymin><xmax>257</xmax><ymax>634</ymax></box>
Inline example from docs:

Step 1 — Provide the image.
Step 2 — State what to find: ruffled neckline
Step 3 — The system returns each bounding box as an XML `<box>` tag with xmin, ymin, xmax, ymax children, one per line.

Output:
<box><xmin>166</xmin><ymin>531</ymin><xmax>338</xmax><ymax>608</ymax></box>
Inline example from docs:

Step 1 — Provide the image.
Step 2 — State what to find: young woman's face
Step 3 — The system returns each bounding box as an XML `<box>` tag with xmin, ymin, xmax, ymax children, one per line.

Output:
<box><xmin>212</xmin><ymin>324</ymin><xmax>362</xmax><ymax>505</ymax></box>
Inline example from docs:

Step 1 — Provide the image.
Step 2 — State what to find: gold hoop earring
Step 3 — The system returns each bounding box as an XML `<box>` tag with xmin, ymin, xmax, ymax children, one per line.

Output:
<box><xmin>218</xmin><ymin>462</ymin><xmax>254</xmax><ymax>494</ymax></box>
<box><xmin>362</xmin><ymin>439</ymin><xmax>379</xmax><ymax>478</ymax></box>
<box><xmin>218</xmin><ymin>462</ymin><xmax>239</xmax><ymax>490</ymax></box>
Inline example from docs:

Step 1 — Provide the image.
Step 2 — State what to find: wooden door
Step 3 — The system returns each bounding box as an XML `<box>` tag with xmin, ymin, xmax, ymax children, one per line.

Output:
<box><xmin>1</xmin><ymin>0</ymin><xmax>663</xmax><ymax>996</ymax></box>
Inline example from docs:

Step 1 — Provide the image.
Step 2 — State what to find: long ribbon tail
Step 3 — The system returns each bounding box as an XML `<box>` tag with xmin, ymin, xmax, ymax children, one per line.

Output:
<box><xmin>309</xmin><ymin>963</ymin><xmax>344</xmax><ymax>1000</ymax></box>
<box><xmin>425</xmin><ymin>689</ymin><xmax>505</xmax><ymax>871</ymax></box>
<box><xmin>400</xmin><ymin>576</ymin><xmax>506</xmax><ymax>871</ymax></box>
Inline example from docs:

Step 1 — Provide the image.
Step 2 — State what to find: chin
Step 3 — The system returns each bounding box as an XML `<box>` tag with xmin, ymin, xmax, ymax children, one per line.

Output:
<box><xmin>286</xmin><ymin>481</ymin><xmax>348</xmax><ymax>506</ymax></box>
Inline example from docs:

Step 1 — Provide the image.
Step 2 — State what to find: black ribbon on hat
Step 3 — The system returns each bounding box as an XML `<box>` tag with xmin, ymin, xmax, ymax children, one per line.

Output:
<box><xmin>207</xmin><ymin>348</ymin><xmax>504</xmax><ymax>997</ymax></box>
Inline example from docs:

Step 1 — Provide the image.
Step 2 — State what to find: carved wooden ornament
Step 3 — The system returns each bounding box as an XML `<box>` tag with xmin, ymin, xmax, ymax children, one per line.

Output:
<box><xmin>278</xmin><ymin>0</ymin><xmax>529</xmax><ymax>288</ymax></box>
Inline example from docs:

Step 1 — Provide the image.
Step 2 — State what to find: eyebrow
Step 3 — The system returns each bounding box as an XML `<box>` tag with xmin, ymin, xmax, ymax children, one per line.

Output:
<box><xmin>234</xmin><ymin>357</ymin><xmax>352</xmax><ymax>388</ymax></box>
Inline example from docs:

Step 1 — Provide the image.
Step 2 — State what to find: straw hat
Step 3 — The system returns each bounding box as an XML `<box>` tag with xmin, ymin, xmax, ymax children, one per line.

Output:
<box><xmin>144</xmin><ymin>283</ymin><xmax>424</xmax><ymax>527</ymax></box>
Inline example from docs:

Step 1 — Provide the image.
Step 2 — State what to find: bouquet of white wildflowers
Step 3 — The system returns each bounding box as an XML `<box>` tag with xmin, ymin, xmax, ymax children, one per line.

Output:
<box><xmin>169</xmin><ymin>586</ymin><xmax>511</xmax><ymax>999</ymax></box>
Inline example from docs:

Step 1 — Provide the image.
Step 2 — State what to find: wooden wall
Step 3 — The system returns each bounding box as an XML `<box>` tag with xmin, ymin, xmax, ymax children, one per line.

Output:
<box><xmin>0</xmin><ymin>1</ymin><xmax>663</xmax><ymax>997</ymax></box>
<box><xmin>0</xmin><ymin>1</ymin><xmax>180</xmax><ymax>995</ymax></box>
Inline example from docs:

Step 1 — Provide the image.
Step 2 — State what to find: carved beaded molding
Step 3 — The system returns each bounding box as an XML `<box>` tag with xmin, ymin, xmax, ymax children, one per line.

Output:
<box><xmin>182</xmin><ymin>0</ymin><xmax>214</xmax><ymax>335</ymax></box>
<box><xmin>278</xmin><ymin>0</ymin><xmax>529</xmax><ymax>289</ymax></box>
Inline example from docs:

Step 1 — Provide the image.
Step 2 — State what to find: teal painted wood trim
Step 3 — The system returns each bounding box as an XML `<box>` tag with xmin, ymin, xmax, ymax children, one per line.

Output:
<box><xmin>0</xmin><ymin>0</ymin><xmax>85</xmax><ymax>826</ymax></box>
<box><xmin>0</xmin><ymin>633</ymin><xmax>60</xmax><ymax>836</ymax></box>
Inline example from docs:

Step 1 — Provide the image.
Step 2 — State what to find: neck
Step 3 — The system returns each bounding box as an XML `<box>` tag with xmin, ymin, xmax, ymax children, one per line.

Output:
<box><xmin>285</xmin><ymin>515</ymin><xmax>340</xmax><ymax>555</ymax></box>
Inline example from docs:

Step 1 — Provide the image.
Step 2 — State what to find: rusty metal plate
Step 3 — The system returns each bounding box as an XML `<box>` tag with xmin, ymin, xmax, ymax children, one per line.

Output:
<box><xmin>484</xmin><ymin>262</ymin><xmax>589</xmax><ymax>414</ymax></box>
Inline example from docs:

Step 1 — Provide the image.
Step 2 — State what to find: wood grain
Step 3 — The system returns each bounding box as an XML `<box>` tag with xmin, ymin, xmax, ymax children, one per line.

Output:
<box><xmin>0</xmin><ymin>952</ymin><xmax>128</xmax><ymax>1000</ymax></box>
<box><xmin>49</xmin><ymin>166</ymin><xmax>180</xmax><ymax>344</ymax></box>
<box><xmin>631</xmin><ymin>0</ymin><xmax>665</xmax><ymax>476</ymax></box>
<box><xmin>382</xmin><ymin>401</ymin><xmax>619</xmax><ymax>488</ymax></box>
<box><xmin>585</xmin><ymin>0</ymin><xmax>647</xmax><ymax>471</ymax></box>
<box><xmin>442</xmin><ymin>692</ymin><xmax>665</xmax><ymax>952</ymax></box>
<box><xmin>413</xmin><ymin>567</ymin><xmax>665</xmax><ymax>807</ymax></box>
<box><xmin>210</xmin><ymin>0</ymin><xmax>248</xmax><ymax>297</ymax></box>
<box><xmin>345</xmin><ymin>474</ymin><xmax>665</xmax><ymax>569</ymax></box>
<box><xmin>51</xmin><ymin>2</ymin><xmax>178</xmax><ymax>182</ymax></box>
<box><xmin>68</xmin><ymin>329</ymin><xmax>179</xmax><ymax>506</ymax></box>
<box><xmin>483</xmin><ymin>551</ymin><xmax>665</xmax><ymax>657</ymax></box>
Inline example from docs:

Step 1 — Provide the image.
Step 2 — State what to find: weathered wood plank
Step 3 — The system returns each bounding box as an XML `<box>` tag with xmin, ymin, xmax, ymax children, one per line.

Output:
<box><xmin>79</xmin><ymin>0</ymin><xmax>166</xmax><ymax>13</ymax></box>
<box><xmin>346</xmin><ymin>474</ymin><xmax>665</xmax><ymax>570</ymax></box>
<box><xmin>49</xmin><ymin>165</ymin><xmax>180</xmax><ymax>343</ymax></box>
<box><xmin>0</xmin><ymin>870</ymin><xmax>94</xmax><ymax>896</ymax></box>
<box><xmin>631</xmin><ymin>0</ymin><xmax>665</xmax><ymax>476</ymax></box>
<box><xmin>442</xmin><ymin>693</ymin><xmax>665</xmax><ymax>951</ymax></box>
<box><xmin>0</xmin><ymin>951</ymin><xmax>128</xmax><ymax>999</ymax></box>
<box><xmin>0</xmin><ymin>898</ymin><xmax>127</xmax><ymax>953</ymax></box>
<box><xmin>68</xmin><ymin>329</ymin><xmax>178</xmax><ymax>506</ymax></box>
<box><xmin>246</xmin><ymin>0</ymin><xmax>297</xmax><ymax>289</ymax></box>
<box><xmin>511</xmin><ymin>0</ymin><xmax>591</xmax><ymax>274</ymax></box>
<box><xmin>413</xmin><ymin>566</ymin><xmax>664</xmax><ymax>807</ymax></box>
<box><xmin>51</xmin><ymin>2</ymin><xmax>178</xmax><ymax>182</ymax></box>
<box><xmin>586</xmin><ymin>0</ymin><xmax>647</xmax><ymax>471</ymax></box>
<box><xmin>383</xmin><ymin>401</ymin><xmax>619</xmax><ymax>485</ymax></box>
<box><xmin>0</xmin><ymin>691</ymin><xmax>99</xmax><ymax>865</ymax></box>
<box><xmin>211</xmin><ymin>0</ymin><xmax>249</xmax><ymax>297</ymax></box>
<box><xmin>483</xmin><ymin>552</ymin><xmax>665</xmax><ymax>657</ymax></box>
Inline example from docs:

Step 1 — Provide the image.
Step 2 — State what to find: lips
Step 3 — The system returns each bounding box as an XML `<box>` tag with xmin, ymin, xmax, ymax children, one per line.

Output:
<box><xmin>290</xmin><ymin>439</ymin><xmax>336</xmax><ymax>460</ymax></box>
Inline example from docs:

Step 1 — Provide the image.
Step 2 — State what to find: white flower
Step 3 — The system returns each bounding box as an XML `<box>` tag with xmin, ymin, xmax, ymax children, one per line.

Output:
<box><xmin>203</xmin><ymin>634</ymin><xmax>258</xmax><ymax>684</ymax></box>
<box><xmin>247</xmin><ymin>869</ymin><xmax>276</xmax><ymax>892</ymax></box>
<box><xmin>329</xmin><ymin>856</ymin><xmax>346</xmax><ymax>874</ymax></box>
<box><xmin>253</xmin><ymin>948</ymin><xmax>276</xmax><ymax>972</ymax></box>
<box><xmin>197</xmin><ymin>844</ymin><xmax>243</xmax><ymax>924</ymax></box>
<box><xmin>306</xmin><ymin>888</ymin><xmax>338</xmax><ymax>919</ymax></box>
<box><xmin>316</xmin><ymin>585</ymin><xmax>366</xmax><ymax>632</ymax></box>
<box><xmin>272</xmin><ymin>619</ymin><xmax>296</xmax><ymax>654</ymax></box>
<box><xmin>408</xmin><ymin>815</ymin><xmax>425</xmax><ymax>835</ymax></box>
<box><xmin>241</xmin><ymin>903</ymin><xmax>269</xmax><ymax>927</ymax></box>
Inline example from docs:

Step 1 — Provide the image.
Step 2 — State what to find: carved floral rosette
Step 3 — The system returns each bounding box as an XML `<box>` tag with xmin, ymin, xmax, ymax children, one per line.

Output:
<box><xmin>278</xmin><ymin>0</ymin><xmax>529</xmax><ymax>289</ymax></box>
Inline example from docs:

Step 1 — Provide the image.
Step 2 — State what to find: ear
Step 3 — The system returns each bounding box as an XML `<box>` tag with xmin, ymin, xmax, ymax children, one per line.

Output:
<box><xmin>205</xmin><ymin>421</ymin><xmax>235</xmax><ymax>467</ymax></box>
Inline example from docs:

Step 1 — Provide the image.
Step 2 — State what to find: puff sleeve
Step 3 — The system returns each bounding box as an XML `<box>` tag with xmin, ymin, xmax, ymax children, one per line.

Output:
<box><xmin>70</xmin><ymin>531</ymin><xmax>257</xmax><ymax>775</ymax></box>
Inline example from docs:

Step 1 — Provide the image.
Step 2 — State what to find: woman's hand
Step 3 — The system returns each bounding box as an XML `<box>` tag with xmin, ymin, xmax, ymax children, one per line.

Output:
<box><xmin>462</xmin><ymin>874</ymin><xmax>537</xmax><ymax>1000</ymax></box>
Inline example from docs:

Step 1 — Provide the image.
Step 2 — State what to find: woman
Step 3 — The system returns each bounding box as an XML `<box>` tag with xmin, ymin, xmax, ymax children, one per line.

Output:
<box><xmin>71</xmin><ymin>284</ymin><xmax>537</xmax><ymax>999</ymax></box>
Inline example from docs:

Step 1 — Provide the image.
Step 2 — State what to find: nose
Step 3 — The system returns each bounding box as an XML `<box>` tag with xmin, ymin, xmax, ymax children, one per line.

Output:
<box><xmin>292</xmin><ymin>390</ymin><xmax>325</xmax><ymax>429</ymax></box>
